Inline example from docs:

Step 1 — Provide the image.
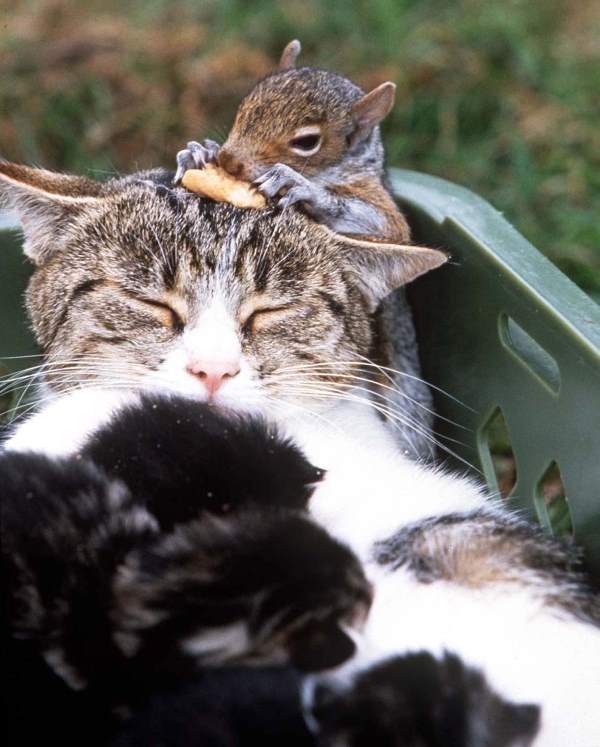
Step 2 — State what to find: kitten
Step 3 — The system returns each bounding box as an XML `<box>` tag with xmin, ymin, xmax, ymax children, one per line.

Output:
<box><xmin>307</xmin><ymin>651</ymin><xmax>540</xmax><ymax>747</ymax></box>
<box><xmin>79</xmin><ymin>393</ymin><xmax>324</xmax><ymax>529</ymax></box>
<box><xmin>2</xmin><ymin>394</ymin><xmax>370</xmax><ymax>744</ymax></box>
<box><xmin>1</xmin><ymin>162</ymin><xmax>599</xmax><ymax>746</ymax></box>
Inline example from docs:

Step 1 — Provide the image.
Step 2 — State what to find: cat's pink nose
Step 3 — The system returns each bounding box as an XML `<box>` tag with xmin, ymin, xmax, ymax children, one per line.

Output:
<box><xmin>186</xmin><ymin>360</ymin><xmax>241</xmax><ymax>396</ymax></box>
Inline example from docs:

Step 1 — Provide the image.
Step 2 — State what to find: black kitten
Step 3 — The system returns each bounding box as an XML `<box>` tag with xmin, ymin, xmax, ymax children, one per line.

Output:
<box><xmin>2</xmin><ymin>396</ymin><xmax>370</xmax><ymax>745</ymax></box>
<box><xmin>79</xmin><ymin>394</ymin><xmax>324</xmax><ymax>529</ymax></box>
<box><xmin>308</xmin><ymin>651</ymin><xmax>540</xmax><ymax>747</ymax></box>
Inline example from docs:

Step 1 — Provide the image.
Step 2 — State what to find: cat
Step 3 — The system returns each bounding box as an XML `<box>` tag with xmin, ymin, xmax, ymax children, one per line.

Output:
<box><xmin>2</xmin><ymin>393</ymin><xmax>370</xmax><ymax>745</ymax></box>
<box><xmin>1</xmin><ymin>161</ymin><xmax>599</xmax><ymax>746</ymax></box>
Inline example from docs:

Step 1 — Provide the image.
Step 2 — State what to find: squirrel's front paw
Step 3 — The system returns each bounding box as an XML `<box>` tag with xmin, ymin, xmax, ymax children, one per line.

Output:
<box><xmin>253</xmin><ymin>163</ymin><xmax>313</xmax><ymax>205</ymax></box>
<box><xmin>174</xmin><ymin>139</ymin><xmax>220</xmax><ymax>185</ymax></box>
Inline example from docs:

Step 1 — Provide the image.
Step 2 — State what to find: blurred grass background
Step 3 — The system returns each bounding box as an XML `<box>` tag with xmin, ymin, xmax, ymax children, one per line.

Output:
<box><xmin>1</xmin><ymin>0</ymin><xmax>599</xmax><ymax>291</ymax></box>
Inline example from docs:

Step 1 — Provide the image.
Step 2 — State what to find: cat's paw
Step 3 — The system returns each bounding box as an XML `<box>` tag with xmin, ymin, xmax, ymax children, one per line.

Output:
<box><xmin>253</xmin><ymin>163</ymin><xmax>314</xmax><ymax>205</ymax></box>
<box><xmin>174</xmin><ymin>139</ymin><xmax>221</xmax><ymax>184</ymax></box>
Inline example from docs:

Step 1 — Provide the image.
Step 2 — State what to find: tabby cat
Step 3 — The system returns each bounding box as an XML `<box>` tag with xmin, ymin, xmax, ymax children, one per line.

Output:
<box><xmin>1</xmin><ymin>162</ymin><xmax>599</xmax><ymax>746</ymax></box>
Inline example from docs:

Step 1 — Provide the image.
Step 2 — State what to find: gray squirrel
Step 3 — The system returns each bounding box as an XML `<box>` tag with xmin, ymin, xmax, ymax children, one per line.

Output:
<box><xmin>174</xmin><ymin>40</ymin><xmax>410</xmax><ymax>243</ymax></box>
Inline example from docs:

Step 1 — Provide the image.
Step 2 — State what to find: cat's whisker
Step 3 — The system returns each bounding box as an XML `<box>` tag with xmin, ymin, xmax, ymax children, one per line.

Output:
<box><xmin>10</xmin><ymin>360</ymin><xmax>47</xmax><ymax>417</ymax></box>
<box><xmin>0</xmin><ymin>362</ymin><xmax>57</xmax><ymax>397</ymax></box>
<box><xmin>0</xmin><ymin>361</ymin><xmax>53</xmax><ymax>381</ymax></box>
<box><xmin>267</xmin><ymin>373</ymin><xmax>435</xmax><ymax>440</ymax></box>
<box><xmin>2</xmin><ymin>390</ymin><xmax>57</xmax><ymax>424</ymax></box>
<box><xmin>1</xmin><ymin>360</ymin><xmax>154</xmax><ymax>397</ymax></box>
<box><xmin>266</xmin><ymin>364</ymin><xmax>468</xmax><ymax>435</ymax></box>
<box><xmin>262</xmin><ymin>393</ymin><xmax>347</xmax><ymax>439</ymax></box>
<box><xmin>1</xmin><ymin>366</ymin><xmax>145</xmax><ymax>397</ymax></box>
<box><xmin>275</xmin><ymin>382</ymin><xmax>479</xmax><ymax>471</ymax></box>
<box><xmin>272</xmin><ymin>359</ymin><xmax>474</xmax><ymax>411</ymax></box>
<box><xmin>352</xmin><ymin>353</ymin><xmax>476</xmax><ymax>412</ymax></box>
<box><xmin>275</xmin><ymin>385</ymin><xmax>428</xmax><ymax>460</ymax></box>
<box><xmin>267</xmin><ymin>370</ymin><xmax>470</xmax><ymax>433</ymax></box>
<box><xmin>0</xmin><ymin>353</ymin><xmax>44</xmax><ymax>360</ymax></box>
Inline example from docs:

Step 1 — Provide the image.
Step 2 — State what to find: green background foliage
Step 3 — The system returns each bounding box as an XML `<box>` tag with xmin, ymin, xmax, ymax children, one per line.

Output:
<box><xmin>1</xmin><ymin>0</ymin><xmax>599</xmax><ymax>290</ymax></box>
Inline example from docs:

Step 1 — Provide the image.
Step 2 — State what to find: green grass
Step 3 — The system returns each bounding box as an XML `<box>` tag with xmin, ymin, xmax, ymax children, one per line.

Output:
<box><xmin>1</xmin><ymin>0</ymin><xmax>599</xmax><ymax>289</ymax></box>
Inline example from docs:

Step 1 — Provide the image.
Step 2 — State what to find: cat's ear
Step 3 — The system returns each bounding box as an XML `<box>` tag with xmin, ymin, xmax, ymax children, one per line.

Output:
<box><xmin>0</xmin><ymin>162</ymin><xmax>105</xmax><ymax>264</ymax></box>
<box><xmin>349</xmin><ymin>82</ymin><xmax>396</xmax><ymax>146</ymax></box>
<box><xmin>279</xmin><ymin>39</ymin><xmax>301</xmax><ymax>70</ymax></box>
<box><xmin>337</xmin><ymin>234</ymin><xmax>448</xmax><ymax>303</ymax></box>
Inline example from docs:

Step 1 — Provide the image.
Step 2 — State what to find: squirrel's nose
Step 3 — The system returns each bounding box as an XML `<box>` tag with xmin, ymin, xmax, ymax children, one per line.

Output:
<box><xmin>218</xmin><ymin>149</ymin><xmax>246</xmax><ymax>179</ymax></box>
<box><xmin>186</xmin><ymin>359</ymin><xmax>241</xmax><ymax>396</ymax></box>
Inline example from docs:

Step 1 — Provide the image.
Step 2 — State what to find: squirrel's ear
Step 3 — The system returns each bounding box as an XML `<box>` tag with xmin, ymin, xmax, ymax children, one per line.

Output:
<box><xmin>0</xmin><ymin>162</ymin><xmax>105</xmax><ymax>264</ymax></box>
<box><xmin>350</xmin><ymin>82</ymin><xmax>396</xmax><ymax>146</ymax></box>
<box><xmin>279</xmin><ymin>39</ymin><xmax>301</xmax><ymax>70</ymax></box>
<box><xmin>336</xmin><ymin>234</ymin><xmax>447</xmax><ymax>304</ymax></box>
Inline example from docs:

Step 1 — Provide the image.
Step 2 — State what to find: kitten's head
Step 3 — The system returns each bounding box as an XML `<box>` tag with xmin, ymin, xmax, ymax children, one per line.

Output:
<box><xmin>0</xmin><ymin>163</ymin><xmax>446</xmax><ymax>420</ymax></box>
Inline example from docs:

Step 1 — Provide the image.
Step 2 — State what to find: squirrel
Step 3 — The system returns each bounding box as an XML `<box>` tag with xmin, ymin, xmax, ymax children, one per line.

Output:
<box><xmin>174</xmin><ymin>39</ymin><xmax>410</xmax><ymax>243</ymax></box>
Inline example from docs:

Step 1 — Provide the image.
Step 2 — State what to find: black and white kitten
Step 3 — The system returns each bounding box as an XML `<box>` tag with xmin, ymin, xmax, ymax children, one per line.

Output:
<box><xmin>308</xmin><ymin>651</ymin><xmax>540</xmax><ymax>747</ymax></box>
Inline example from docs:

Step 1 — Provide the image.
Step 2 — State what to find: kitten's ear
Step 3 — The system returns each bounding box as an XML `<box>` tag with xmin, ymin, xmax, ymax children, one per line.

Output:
<box><xmin>279</xmin><ymin>39</ymin><xmax>301</xmax><ymax>70</ymax></box>
<box><xmin>337</xmin><ymin>234</ymin><xmax>448</xmax><ymax>303</ymax></box>
<box><xmin>0</xmin><ymin>162</ymin><xmax>105</xmax><ymax>264</ymax></box>
<box><xmin>349</xmin><ymin>82</ymin><xmax>396</xmax><ymax>146</ymax></box>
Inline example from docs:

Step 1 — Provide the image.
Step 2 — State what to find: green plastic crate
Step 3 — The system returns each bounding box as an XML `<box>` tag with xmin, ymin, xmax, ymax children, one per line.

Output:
<box><xmin>1</xmin><ymin>172</ymin><xmax>599</xmax><ymax>574</ymax></box>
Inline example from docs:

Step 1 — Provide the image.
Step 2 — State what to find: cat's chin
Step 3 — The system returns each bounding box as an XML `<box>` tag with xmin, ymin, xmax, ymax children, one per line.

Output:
<box><xmin>143</xmin><ymin>383</ymin><xmax>270</xmax><ymax>422</ymax></box>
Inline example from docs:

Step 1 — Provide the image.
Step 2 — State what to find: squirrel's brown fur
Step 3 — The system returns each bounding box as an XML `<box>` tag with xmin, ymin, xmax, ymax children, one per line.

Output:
<box><xmin>176</xmin><ymin>41</ymin><xmax>410</xmax><ymax>243</ymax></box>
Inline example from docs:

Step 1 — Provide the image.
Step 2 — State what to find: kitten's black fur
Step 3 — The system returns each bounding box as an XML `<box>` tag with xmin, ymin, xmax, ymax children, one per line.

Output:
<box><xmin>112</xmin><ymin>667</ymin><xmax>314</xmax><ymax>747</ymax></box>
<box><xmin>80</xmin><ymin>394</ymin><xmax>323</xmax><ymax>529</ymax></box>
<box><xmin>2</xmin><ymin>395</ymin><xmax>369</xmax><ymax>745</ymax></box>
<box><xmin>310</xmin><ymin>652</ymin><xmax>540</xmax><ymax>747</ymax></box>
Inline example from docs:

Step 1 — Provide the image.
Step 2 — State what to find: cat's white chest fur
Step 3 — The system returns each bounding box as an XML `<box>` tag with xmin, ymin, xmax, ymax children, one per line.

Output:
<box><xmin>285</xmin><ymin>393</ymin><xmax>486</xmax><ymax>560</ymax></box>
<box><xmin>3</xmin><ymin>389</ymin><xmax>139</xmax><ymax>456</ymax></box>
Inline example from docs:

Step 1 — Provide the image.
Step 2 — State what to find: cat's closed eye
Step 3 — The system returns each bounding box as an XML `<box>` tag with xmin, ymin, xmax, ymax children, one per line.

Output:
<box><xmin>136</xmin><ymin>297</ymin><xmax>185</xmax><ymax>332</ymax></box>
<box><xmin>241</xmin><ymin>304</ymin><xmax>295</xmax><ymax>334</ymax></box>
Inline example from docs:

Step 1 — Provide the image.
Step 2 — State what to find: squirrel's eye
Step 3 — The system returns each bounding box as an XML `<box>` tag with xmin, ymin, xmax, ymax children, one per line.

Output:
<box><xmin>289</xmin><ymin>134</ymin><xmax>322</xmax><ymax>156</ymax></box>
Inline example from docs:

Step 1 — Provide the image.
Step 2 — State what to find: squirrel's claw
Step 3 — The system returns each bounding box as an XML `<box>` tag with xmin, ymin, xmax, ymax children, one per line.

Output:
<box><xmin>173</xmin><ymin>140</ymin><xmax>220</xmax><ymax>185</ymax></box>
<box><xmin>174</xmin><ymin>150</ymin><xmax>194</xmax><ymax>184</ymax></box>
<box><xmin>277</xmin><ymin>186</ymin><xmax>311</xmax><ymax>209</ymax></box>
<box><xmin>202</xmin><ymin>139</ymin><xmax>221</xmax><ymax>161</ymax></box>
<box><xmin>253</xmin><ymin>163</ymin><xmax>310</xmax><ymax>201</ymax></box>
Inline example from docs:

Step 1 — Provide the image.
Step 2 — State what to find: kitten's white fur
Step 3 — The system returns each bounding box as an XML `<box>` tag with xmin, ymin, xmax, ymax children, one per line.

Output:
<box><xmin>4</xmin><ymin>378</ymin><xmax>600</xmax><ymax>745</ymax></box>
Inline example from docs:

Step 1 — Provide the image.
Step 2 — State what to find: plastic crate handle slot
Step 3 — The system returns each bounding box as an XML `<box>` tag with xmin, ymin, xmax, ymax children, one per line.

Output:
<box><xmin>498</xmin><ymin>314</ymin><xmax>561</xmax><ymax>395</ymax></box>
